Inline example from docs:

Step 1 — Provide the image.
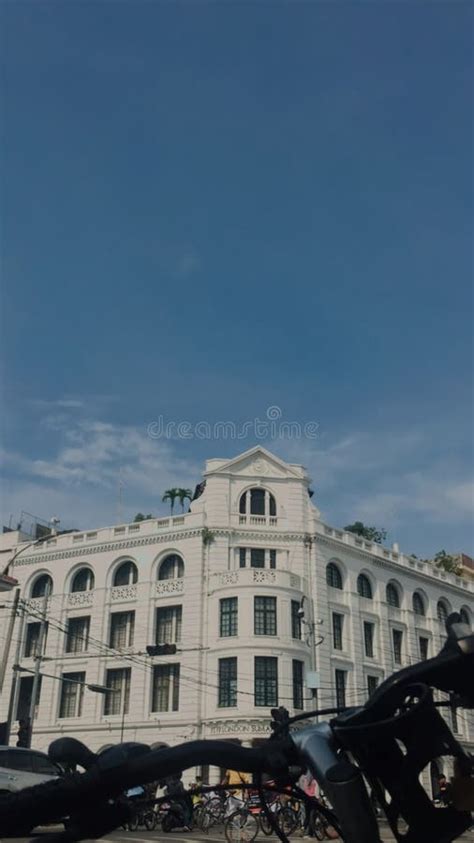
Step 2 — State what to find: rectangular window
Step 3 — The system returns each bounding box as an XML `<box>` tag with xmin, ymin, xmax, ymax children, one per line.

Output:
<box><xmin>156</xmin><ymin>606</ymin><xmax>182</xmax><ymax>644</ymax></box>
<box><xmin>250</xmin><ymin>548</ymin><xmax>265</xmax><ymax>569</ymax></box>
<box><xmin>367</xmin><ymin>675</ymin><xmax>379</xmax><ymax>697</ymax></box>
<box><xmin>335</xmin><ymin>669</ymin><xmax>346</xmax><ymax>709</ymax></box>
<box><xmin>65</xmin><ymin>616</ymin><xmax>90</xmax><ymax>654</ymax></box>
<box><xmin>393</xmin><ymin>629</ymin><xmax>403</xmax><ymax>665</ymax></box>
<box><xmin>254</xmin><ymin>596</ymin><xmax>277</xmax><ymax>635</ymax></box>
<box><xmin>269</xmin><ymin>550</ymin><xmax>276</xmax><ymax>569</ymax></box>
<box><xmin>419</xmin><ymin>636</ymin><xmax>429</xmax><ymax>661</ymax></box>
<box><xmin>104</xmin><ymin>668</ymin><xmax>131</xmax><ymax>715</ymax></box>
<box><xmin>218</xmin><ymin>658</ymin><xmax>237</xmax><ymax>707</ymax></box>
<box><xmin>151</xmin><ymin>664</ymin><xmax>180</xmax><ymax>712</ymax></box>
<box><xmin>59</xmin><ymin>672</ymin><xmax>85</xmax><ymax>718</ymax></box>
<box><xmin>364</xmin><ymin>622</ymin><xmax>374</xmax><ymax>658</ymax></box>
<box><xmin>255</xmin><ymin>657</ymin><xmax>278</xmax><ymax>707</ymax></box>
<box><xmin>16</xmin><ymin>675</ymin><xmax>42</xmax><ymax>721</ymax></box>
<box><xmin>291</xmin><ymin>601</ymin><xmax>302</xmax><ymax>640</ymax></box>
<box><xmin>239</xmin><ymin>548</ymin><xmax>246</xmax><ymax>568</ymax></box>
<box><xmin>25</xmin><ymin>622</ymin><xmax>48</xmax><ymax>658</ymax></box>
<box><xmin>450</xmin><ymin>694</ymin><xmax>459</xmax><ymax>733</ymax></box>
<box><xmin>292</xmin><ymin>660</ymin><xmax>304</xmax><ymax>710</ymax></box>
<box><xmin>220</xmin><ymin>597</ymin><xmax>238</xmax><ymax>637</ymax></box>
<box><xmin>332</xmin><ymin>613</ymin><xmax>344</xmax><ymax>650</ymax></box>
<box><xmin>109</xmin><ymin>612</ymin><xmax>135</xmax><ymax>649</ymax></box>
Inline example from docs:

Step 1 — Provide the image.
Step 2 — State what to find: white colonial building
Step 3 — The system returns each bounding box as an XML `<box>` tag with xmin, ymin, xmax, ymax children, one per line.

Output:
<box><xmin>0</xmin><ymin>446</ymin><xmax>473</xmax><ymax>786</ymax></box>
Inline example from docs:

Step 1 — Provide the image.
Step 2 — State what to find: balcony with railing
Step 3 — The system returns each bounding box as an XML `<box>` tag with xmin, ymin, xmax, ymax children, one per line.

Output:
<box><xmin>210</xmin><ymin>567</ymin><xmax>306</xmax><ymax>594</ymax></box>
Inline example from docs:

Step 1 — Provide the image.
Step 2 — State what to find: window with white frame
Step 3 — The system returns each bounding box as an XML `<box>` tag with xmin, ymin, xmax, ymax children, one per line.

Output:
<box><xmin>335</xmin><ymin>669</ymin><xmax>346</xmax><ymax>708</ymax></box>
<box><xmin>25</xmin><ymin>622</ymin><xmax>48</xmax><ymax>658</ymax></box>
<box><xmin>254</xmin><ymin>657</ymin><xmax>278</xmax><ymax>706</ymax></box>
<box><xmin>419</xmin><ymin>636</ymin><xmax>429</xmax><ymax>660</ymax></box>
<box><xmin>254</xmin><ymin>596</ymin><xmax>277</xmax><ymax>635</ymax></box>
<box><xmin>113</xmin><ymin>561</ymin><xmax>138</xmax><ymax>587</ymax></box>
<box><xmin>151</xmin><ymin>664</ymin><xmax>180</xmax><ymax>712</ymax></box>
<box><xmin>412</xmin><ymin>592</ymin><xmax>425</xmax><ymax>617</ymax></box>
<box><xmin>239</xmin><ymin>488</ymin><xmax>276</xmax><ymax>517</ymax></box>
<box><xmin>326</xmin><ymin>563</ymin><xmax>343</xmax><ymax>590</ymax></box>
<box><xmin>158</xmin><ymin>555</ymin><xmax>184</xmax><ymax>580</ymax></box>
<box><xmin>59</xmin><ymin>672</ymin><xmax>85</xmax><ymax>718</ymax></box>
<box><xmin>109</xmin><ymin>612</ymin><xmax>135</xmax><ymax>649</ymax></box>
<box><xmin>363</xmin><ymin>621</ymin><xmax>375</xmax><ymax>658</ymax></box>
<box><xmin>156</xmin><ymin>605</ymin><xmax>182</xmax><ymax>644</ymax></box>
<box><xmin>218</xmin><ymin>658</ymin><xmax>237</xmax><ymax>707</ymax></box>
<box><xmin>220</xmin><ymin>598</ymin><xmax>238</xmax><ymax>637</ymax></box>
<box><xmin>392</xmin><ymin>629</ymin><xmax>403</xmax><ymax>664</ymax></box>
<box><xmin>292</xmin><ymin>660</ymin><xmax>304</xmax><ymax>710</ymax></box>
<box><xmin>104</xmin><ymin>668</ymin><xmax>131</xmax><ymax>715</ymax></box>
<box><xmin>357</xmin><ymin>574</ymin><xmax>372</xmax><ymax>599</ymax></box>
<box><xmin>367</xmin><ymin>675</ymin><xmax>379</xmax><ymax>697</ymax></box>
<box><xmin>332</xmin><ymin>613</ymin><xmax>344</xmax><ymax>650</ymax></box>
<box><xmin>65</xmin><ymin>616</ymin><xmax>90</xmax><ymax>654</ymax></box>
<box><xmin>291</xmin><ymin>601</ymin><xmax>302</xmax><ymax>640</ymax></box>
<box><xmin>71</xmin><ymin>568</ymin><xmax>95</xmax><ymax>592</ymax></box>
<box><xmin>238</xmin><ymin>548</ymin><xmax>277</xmax><ymax>569</ymax></box>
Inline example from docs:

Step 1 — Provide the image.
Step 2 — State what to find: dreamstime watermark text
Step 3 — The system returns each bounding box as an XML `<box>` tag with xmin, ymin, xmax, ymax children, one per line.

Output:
<box><xmin>147</xmin><ymin>406</ymin><xmax>318</xmax><ymax>441</ymax></box>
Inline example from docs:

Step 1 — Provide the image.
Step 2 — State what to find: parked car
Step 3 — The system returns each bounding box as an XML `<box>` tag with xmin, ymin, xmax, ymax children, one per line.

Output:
<box><xmin>0</xmin><ymin>746</ymin><xmax>62</xmax><ymax>833</ymax></box>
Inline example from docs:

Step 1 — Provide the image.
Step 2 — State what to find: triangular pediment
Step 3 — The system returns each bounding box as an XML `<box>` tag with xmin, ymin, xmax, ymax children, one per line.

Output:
<box><xmin>204</xmin><ymin>446</ymin><xmax>305</xmax><ymax>480</ymax></box>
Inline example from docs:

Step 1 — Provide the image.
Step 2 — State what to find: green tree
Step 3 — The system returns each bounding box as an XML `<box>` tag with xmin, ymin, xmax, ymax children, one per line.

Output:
<box><xmin>162</xmin><ymin>488</ymin><xmax>180</xmax><ymax>515</ymax></box>
<box><xmin>133</xmin><ymin>513</ymin><xmax>153</xmax><ymax>522</ymax></box>
<box><xmin>344</xmin><ymin>521</ymin><xmax>387</xmax><ymax>544</ymax></box>
<box><xmin>177</xmin><ymin>488</ymin><xmax>193</xmax><ymax>512</ymax></box>
<box><xmin>432</xmin><ymin>550</ymin><xmax>462</xmax><ymax>576</ymax></box>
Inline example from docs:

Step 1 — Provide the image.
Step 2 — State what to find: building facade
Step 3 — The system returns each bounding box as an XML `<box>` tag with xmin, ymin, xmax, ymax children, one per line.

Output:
<box><xmin>1</xmin><ymin>446</ymin><xmax>473</xmax><ymax>785</ymax></box>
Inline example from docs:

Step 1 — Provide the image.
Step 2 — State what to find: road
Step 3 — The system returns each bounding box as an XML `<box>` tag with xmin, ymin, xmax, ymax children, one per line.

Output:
<box><xmin>4</xmin><ymin>825</ymin><xmax>474</xmax><ymax>843</ymax></box>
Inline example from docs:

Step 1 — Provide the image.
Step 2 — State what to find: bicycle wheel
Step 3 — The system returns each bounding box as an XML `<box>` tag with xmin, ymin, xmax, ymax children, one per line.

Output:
<box><xmin>310</xmin><ymin>811</ymin><xmax>326</xmax><ymax>841</ymax></box>
<box><xmin>225</xmin><ymin>809</ymin><xmax>259</xmax><ymax>843</ymax></box>
<box><xmin>144</xmin><ymin>810</ymin><xmax>157</xmax><ymax>831</ymax></box>
<box><xmin>127</xmin><ymin>813</ymin><xmax>139</xmax><ymax>831</ymax></box>
<box><xmin>206</xmin><ymin>796</ymin><xmax>225</xmax><ymax>827</ymax></box>
<box><xmin>259</xmin><ymin>810</ymin><xmax>275</xmax><ymax>836</ymax></box>
<box><xmin>278</xmin><ymin>807</ymin><xmax>299</xmax><ymax>836</ymax></box>
<box><xmin>193</xmin><ymin>803</ymin><xmax>205</xmax><ymax>829</ymax></box>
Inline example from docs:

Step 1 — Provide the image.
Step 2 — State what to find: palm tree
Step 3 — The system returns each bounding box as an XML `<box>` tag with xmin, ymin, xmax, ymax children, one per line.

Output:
<box><xmin>162</xmin><ymin>488</ymin><xmax>179</xmax><ymax>515</ymax></box>
<box><xmin>177</xmin><ymin>488</ymin><xmax>193</xmax><ymax>512</ymax></box>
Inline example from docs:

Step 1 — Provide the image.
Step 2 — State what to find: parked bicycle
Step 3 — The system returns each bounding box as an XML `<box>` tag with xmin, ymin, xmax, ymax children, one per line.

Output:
<box><xmin>0</xmin><ymin>614</ymin><xmax>472</xmax><ymax>843</ymax></box>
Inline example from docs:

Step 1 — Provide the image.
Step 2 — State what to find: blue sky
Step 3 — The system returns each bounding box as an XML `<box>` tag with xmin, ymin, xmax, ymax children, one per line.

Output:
<box><xmin>1</xmin><ymin>1</ymin><xmax>472</xmax><ymax>556</ymax></box>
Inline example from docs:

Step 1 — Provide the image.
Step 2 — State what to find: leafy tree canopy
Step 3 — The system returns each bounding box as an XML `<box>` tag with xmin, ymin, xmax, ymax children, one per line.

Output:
<box><xmin>344</xmin><ymin>521</ymin><xmax>387</xmax><ymax>544</ymax></box>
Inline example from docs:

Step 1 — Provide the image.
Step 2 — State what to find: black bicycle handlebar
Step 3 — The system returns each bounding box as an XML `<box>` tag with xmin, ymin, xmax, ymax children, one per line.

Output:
<box><xmin>0</xmin><ymin>617</ymin><xmax>472</xmax><ymax>842</ymax></box>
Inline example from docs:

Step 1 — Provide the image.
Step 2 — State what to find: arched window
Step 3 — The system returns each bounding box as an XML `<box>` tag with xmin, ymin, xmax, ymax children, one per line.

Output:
<box><xmin>113</xmin><ymin>561</ymin><xmax>138</xmax><ymax>587</ymax></box>
<box><xmin>413</xmin><ymin>592</ymin><xmax>425</xmax><ymax>616</ymax></box>
<box><xmin>386</xmin><ymin>583</ymin><xmax>400</xmax><ymax>608</ymax></box>
<box><xmin>437</xmin><ymin>600</ymin><xmax>449</xmax><ymax>624</ymax></box>
<box><xmin>326</xmin><ymin>562</ymin><xmax>343</xmax><ymax>590</ymax></box>
<box><xmin>31</xmin><ymin>574</ymin><xmax>53</xmax><ymax>598</ymax></box>
<box><xmin>357</xmin><ymin>574</ymin><xmax>372</xmax><ymax>599</ymax></box>
<box><xmin>158</xmin><ymin>554</ymin><xmax>184</xmax><ymax>581</ymax></box>
<box><xmin>239</xmin><ymin>488</ymin><xmax>276</xmax><ymax>517</ymax></box>
<box><xmin>71</xmin><ymin>567</ymin><xmax>95</xmax><ymax>592</ymax></box>
<box><xmin>460</xmin><ymin>608</ymin><xmax>471</xmax><ymax>628</ymax></box>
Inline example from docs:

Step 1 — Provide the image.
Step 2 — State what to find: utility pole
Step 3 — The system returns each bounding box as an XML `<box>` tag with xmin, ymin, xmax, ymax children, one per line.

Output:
<box><xmin>27</xmin><ymin>586</ymin><xmax>50</xmax><ymax>747</ymax></box>
<box><xmin>4</xmin><ymin>599</ymin><xmax>26</xmax><ymax>744</ymax></box>
<box><xmin>0</xmin><ymin>588</ymin><xmax>20</xmax><ymax>694</ymax></box>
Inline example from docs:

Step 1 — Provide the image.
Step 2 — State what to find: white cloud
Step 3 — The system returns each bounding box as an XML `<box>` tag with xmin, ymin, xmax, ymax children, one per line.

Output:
<box><xmin>1</xmin><ymin>418</ymin><xmax>201</xmax><ymax>529</ymax></box>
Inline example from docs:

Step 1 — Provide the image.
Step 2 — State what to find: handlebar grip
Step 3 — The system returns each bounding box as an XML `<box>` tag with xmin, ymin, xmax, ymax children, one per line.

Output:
<box><xmin>291</xmin><ymin>723</ymin><xmax>381</xmax><ymax>843</ymax></box>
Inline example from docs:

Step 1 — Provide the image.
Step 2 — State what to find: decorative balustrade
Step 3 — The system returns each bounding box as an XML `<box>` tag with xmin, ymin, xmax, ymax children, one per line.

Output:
<box><xmin>238</xmin><ymin>515</ymin><xmax>278</xmax><ymax>526</ymax></box>
<box><xmin>155</xmin><ymin>578</ymin><xmax>184</xmax><ymax>596</ymax></box>
<box><xmin>215</xmin><ymin>568</ymin><xmax>305</xmax><ymax>592</ymax></box>
<box><xmin>110</xmin><ymin>584</ymin><xmax>137</xmax><ymax>601</ymax></box>
<box><xmin>67</xmin><ymin>590</ymin><xmax>94</xmax><ymax>607</ymax></box>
